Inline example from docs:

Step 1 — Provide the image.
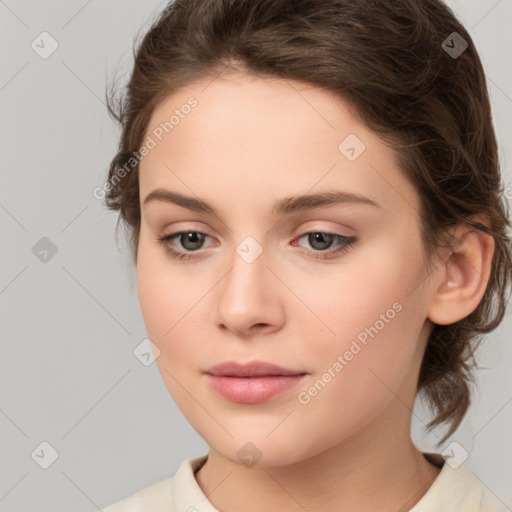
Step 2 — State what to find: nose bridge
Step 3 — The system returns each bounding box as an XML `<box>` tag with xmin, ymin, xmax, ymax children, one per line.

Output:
<box><xmin>224</xmin><ymin>234</ymin><xmax>269</xmax><ymax>301</ymax></box>
<box><xmin>213</xmin><ymin>232</ymin><xmax>283</xmax><ymax>334</ymax></box>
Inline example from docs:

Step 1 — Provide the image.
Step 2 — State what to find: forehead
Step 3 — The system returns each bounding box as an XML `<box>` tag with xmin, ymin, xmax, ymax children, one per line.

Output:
<box><xmin>139</xmin><ymin>73</ymin><xmax>420</xmax><ymax>220</ymax></box>
<box><xmin>147</xmin><ymin>72</ymin><xmax>360</xmax><ymax>149</ymax></box>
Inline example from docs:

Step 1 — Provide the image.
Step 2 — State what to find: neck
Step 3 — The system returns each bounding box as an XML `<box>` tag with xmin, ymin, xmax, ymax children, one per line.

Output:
<box><xmin>195</xmin><ymin>410</ymin><xmax>441</xmax><ymax>512</ymax></box>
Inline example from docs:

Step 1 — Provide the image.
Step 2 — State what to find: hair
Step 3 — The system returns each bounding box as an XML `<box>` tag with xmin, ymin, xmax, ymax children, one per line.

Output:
<box><xmin>103</xmin><ymin>0</ymin><xmax>512</xmax><ymax>442</ymax></box>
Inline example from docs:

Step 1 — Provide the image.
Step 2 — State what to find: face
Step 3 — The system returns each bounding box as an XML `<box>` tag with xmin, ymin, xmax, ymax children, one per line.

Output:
<box><xmin>136</xmin><ymin>72</ymin><xmax>437</xmax><ymax>467</ymax></box>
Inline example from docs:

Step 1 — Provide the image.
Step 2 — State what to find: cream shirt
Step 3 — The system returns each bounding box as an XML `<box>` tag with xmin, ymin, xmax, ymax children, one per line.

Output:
<box><xmin>103</xmin><ymin>453</ymin><xmax>509</xmax><ymax>511</ymax></box>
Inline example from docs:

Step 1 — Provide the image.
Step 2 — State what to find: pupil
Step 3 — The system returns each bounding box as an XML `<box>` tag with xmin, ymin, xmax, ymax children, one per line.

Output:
<box><xmin>309</xmin><ymin>232</ymin><xmax>334</xmax><ymax>250</ymax></box>
<box><xmin>182</xmin><ymin>232</ymin><xmax>204</xmax><ymax>250</ymax></box>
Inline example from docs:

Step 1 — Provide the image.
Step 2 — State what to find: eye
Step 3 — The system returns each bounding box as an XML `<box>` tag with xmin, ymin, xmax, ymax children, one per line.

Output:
<box><xmin>292</xmin><ymin>231</ymin><xmax>357</xmax><ymax>260</ymax></box>
<box><xmin>157</xmin><ymin>231</ymin><xmax>213</xmax><ymax>260</ymax></box>
<box><xmin>157</xmin><ymin>230</ymin><xmax>357</xmax><ymax>261</ymax></box>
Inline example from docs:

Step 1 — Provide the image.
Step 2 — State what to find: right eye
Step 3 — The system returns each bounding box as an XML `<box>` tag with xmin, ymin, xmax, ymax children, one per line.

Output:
<box><xmin>157</xmin><ymin>231</ymin><xmax>213</xmax><ymax>260</ymax></box>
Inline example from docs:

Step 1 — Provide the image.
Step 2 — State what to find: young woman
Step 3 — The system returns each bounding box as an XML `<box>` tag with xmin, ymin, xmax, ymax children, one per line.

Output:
<box><xmin>101</xmin><ymin>0</ymin><xmax>512</xmax><ymax>510</ymax></box>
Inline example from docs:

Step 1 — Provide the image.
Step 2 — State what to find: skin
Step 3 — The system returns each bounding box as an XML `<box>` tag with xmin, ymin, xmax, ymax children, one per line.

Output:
<box><xmin>136</xmin><ymin>70</ymin><xmax>494</xmax><ymax>511</ymax></box>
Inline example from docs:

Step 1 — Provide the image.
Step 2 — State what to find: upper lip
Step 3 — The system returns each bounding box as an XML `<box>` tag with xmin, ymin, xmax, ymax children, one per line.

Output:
<box><xmin>205</xmin><ymin>361</ymin><xmax>306</xmax><ymax>377</ymax></box>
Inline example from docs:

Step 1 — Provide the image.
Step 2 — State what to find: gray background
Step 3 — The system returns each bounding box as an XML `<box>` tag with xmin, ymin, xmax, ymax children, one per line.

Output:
<box><xmin>0</xmin><ymin>1</ymin><xmax>511</xmax><ymax>510</ymax></box>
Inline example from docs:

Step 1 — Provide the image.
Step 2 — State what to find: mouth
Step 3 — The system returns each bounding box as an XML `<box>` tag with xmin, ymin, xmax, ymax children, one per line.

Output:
<box><xmin>204</xmin><ymin>361</ymin><xmax>308</xmax><ymax>403</ymax></box>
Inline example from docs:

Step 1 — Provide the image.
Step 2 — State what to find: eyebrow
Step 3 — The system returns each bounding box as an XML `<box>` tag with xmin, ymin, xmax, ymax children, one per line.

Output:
<box><xmin>142</xmin><ymin>188</ymin><xmax>381</xmax><ymax>217</ymax></box>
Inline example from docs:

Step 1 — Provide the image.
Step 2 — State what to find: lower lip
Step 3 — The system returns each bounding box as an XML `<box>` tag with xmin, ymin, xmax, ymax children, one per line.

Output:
<box><xmin>205</xmin><ymin>374</ymin><xmax>307</xmax><ymax>403</ymax></box>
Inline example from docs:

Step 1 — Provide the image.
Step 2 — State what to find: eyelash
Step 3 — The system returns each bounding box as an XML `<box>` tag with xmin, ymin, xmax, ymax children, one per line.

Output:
<box><xmin>157</xmin><ymin>230</ymin><xmax>357</xmax><ymax>261</ymax></box>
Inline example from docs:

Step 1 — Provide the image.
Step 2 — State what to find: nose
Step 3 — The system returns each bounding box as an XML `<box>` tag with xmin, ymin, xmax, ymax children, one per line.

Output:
<box><xmin>213</xmin><ymin>245</ymin><xmax>285</xmax><ymax>338</ymax></box>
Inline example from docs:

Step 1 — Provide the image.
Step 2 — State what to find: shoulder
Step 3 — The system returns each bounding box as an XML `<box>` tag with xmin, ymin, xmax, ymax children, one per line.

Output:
<box><xmin>412</xmin><ymin>452</ymin><xmax>509</xmax><ymax>512</ymax></box>
<box><xmin>102</xmin><ymin>455</ymin><xmax>210</xmax><ymax>512</ymax></box>
<box><xmin>102</xmin><ymin>476</ymin><xmax>174</xmax><ymax>512</ymax></box>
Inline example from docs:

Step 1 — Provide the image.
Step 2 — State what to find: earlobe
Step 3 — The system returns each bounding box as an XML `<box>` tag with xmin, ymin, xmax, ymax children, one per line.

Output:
<box><xmin>427</xmin><ymin>220</ymin><xmax>495</xmax><ymax>326</ymax></box>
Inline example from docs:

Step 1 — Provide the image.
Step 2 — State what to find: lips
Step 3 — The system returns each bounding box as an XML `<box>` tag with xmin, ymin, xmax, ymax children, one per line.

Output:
<box><xmin>204</xmin><ymin>361</ymin><xmax>307</xmax><ymax>403</ymax></box>
<box><xmin>205</xmin><ymin>360</ymin><xmax>305</xmax><ymax>378</ymax></box>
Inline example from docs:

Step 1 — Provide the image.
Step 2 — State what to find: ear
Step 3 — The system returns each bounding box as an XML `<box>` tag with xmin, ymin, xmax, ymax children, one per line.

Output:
<box><xmin>427</xmin><ymin>217</ymin><xmax>495</xmax><ymax>326</ymax></box>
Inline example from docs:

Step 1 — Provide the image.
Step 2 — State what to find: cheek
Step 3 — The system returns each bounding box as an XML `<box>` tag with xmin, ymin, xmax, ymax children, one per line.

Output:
<box><xmin>137</xmin><ymin>261</ymin><xmax>170</xmax><ymax>340</ymax></box>
<box><xmin>136</xmin><ymin>244</ymin><xmax>214</xmax><ymax>386</ymax></box>
<box><xmin>298</xmin><ymin>242</ymin><xmax>419</xmax><ymax>339</ymax></box>
<box><xmin>297</xmin><ymin>239</ymin><xmax>427</xmax><ymax>386</ymax></box>
<box><xmin>136</xmin><ymin>252</ymin><xmax>205</xmax><ymax>409</ymax></box>
<box><xmin>136</xmin><ymin>239</ymin><xmax>195</xmax><ymax>339</ymax></box>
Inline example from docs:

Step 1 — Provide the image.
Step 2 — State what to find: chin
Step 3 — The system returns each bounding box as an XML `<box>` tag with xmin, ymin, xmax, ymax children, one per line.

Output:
<box><xmin>204</xmin><ymin>432</ymin><xmax>323</xmax><ymax>469</ymax></box>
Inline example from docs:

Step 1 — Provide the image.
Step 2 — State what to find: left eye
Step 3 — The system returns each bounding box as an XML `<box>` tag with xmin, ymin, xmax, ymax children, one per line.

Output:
<box><xmin>157</xmin><ymin>230</ymin><xmax>357</xmax><ymax>261</ymax></box>
<box><xmin>292</xmin><ymin>231</ymin><xmax>357</xmax><ymax>259</ymax></box>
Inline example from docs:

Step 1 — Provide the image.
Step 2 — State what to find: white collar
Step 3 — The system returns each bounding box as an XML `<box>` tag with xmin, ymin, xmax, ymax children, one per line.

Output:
<box><xmin>168</xmin><ymin>452</ymin><xmax>483</xmax><ymax>511</ymax></box>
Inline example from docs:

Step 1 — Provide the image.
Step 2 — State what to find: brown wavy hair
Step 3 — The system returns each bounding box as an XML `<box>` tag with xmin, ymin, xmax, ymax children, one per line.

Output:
<box><xmin>103</xmin><ymin>0</ymin><xmax>512</xmax><ymax>442</ymax></box>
